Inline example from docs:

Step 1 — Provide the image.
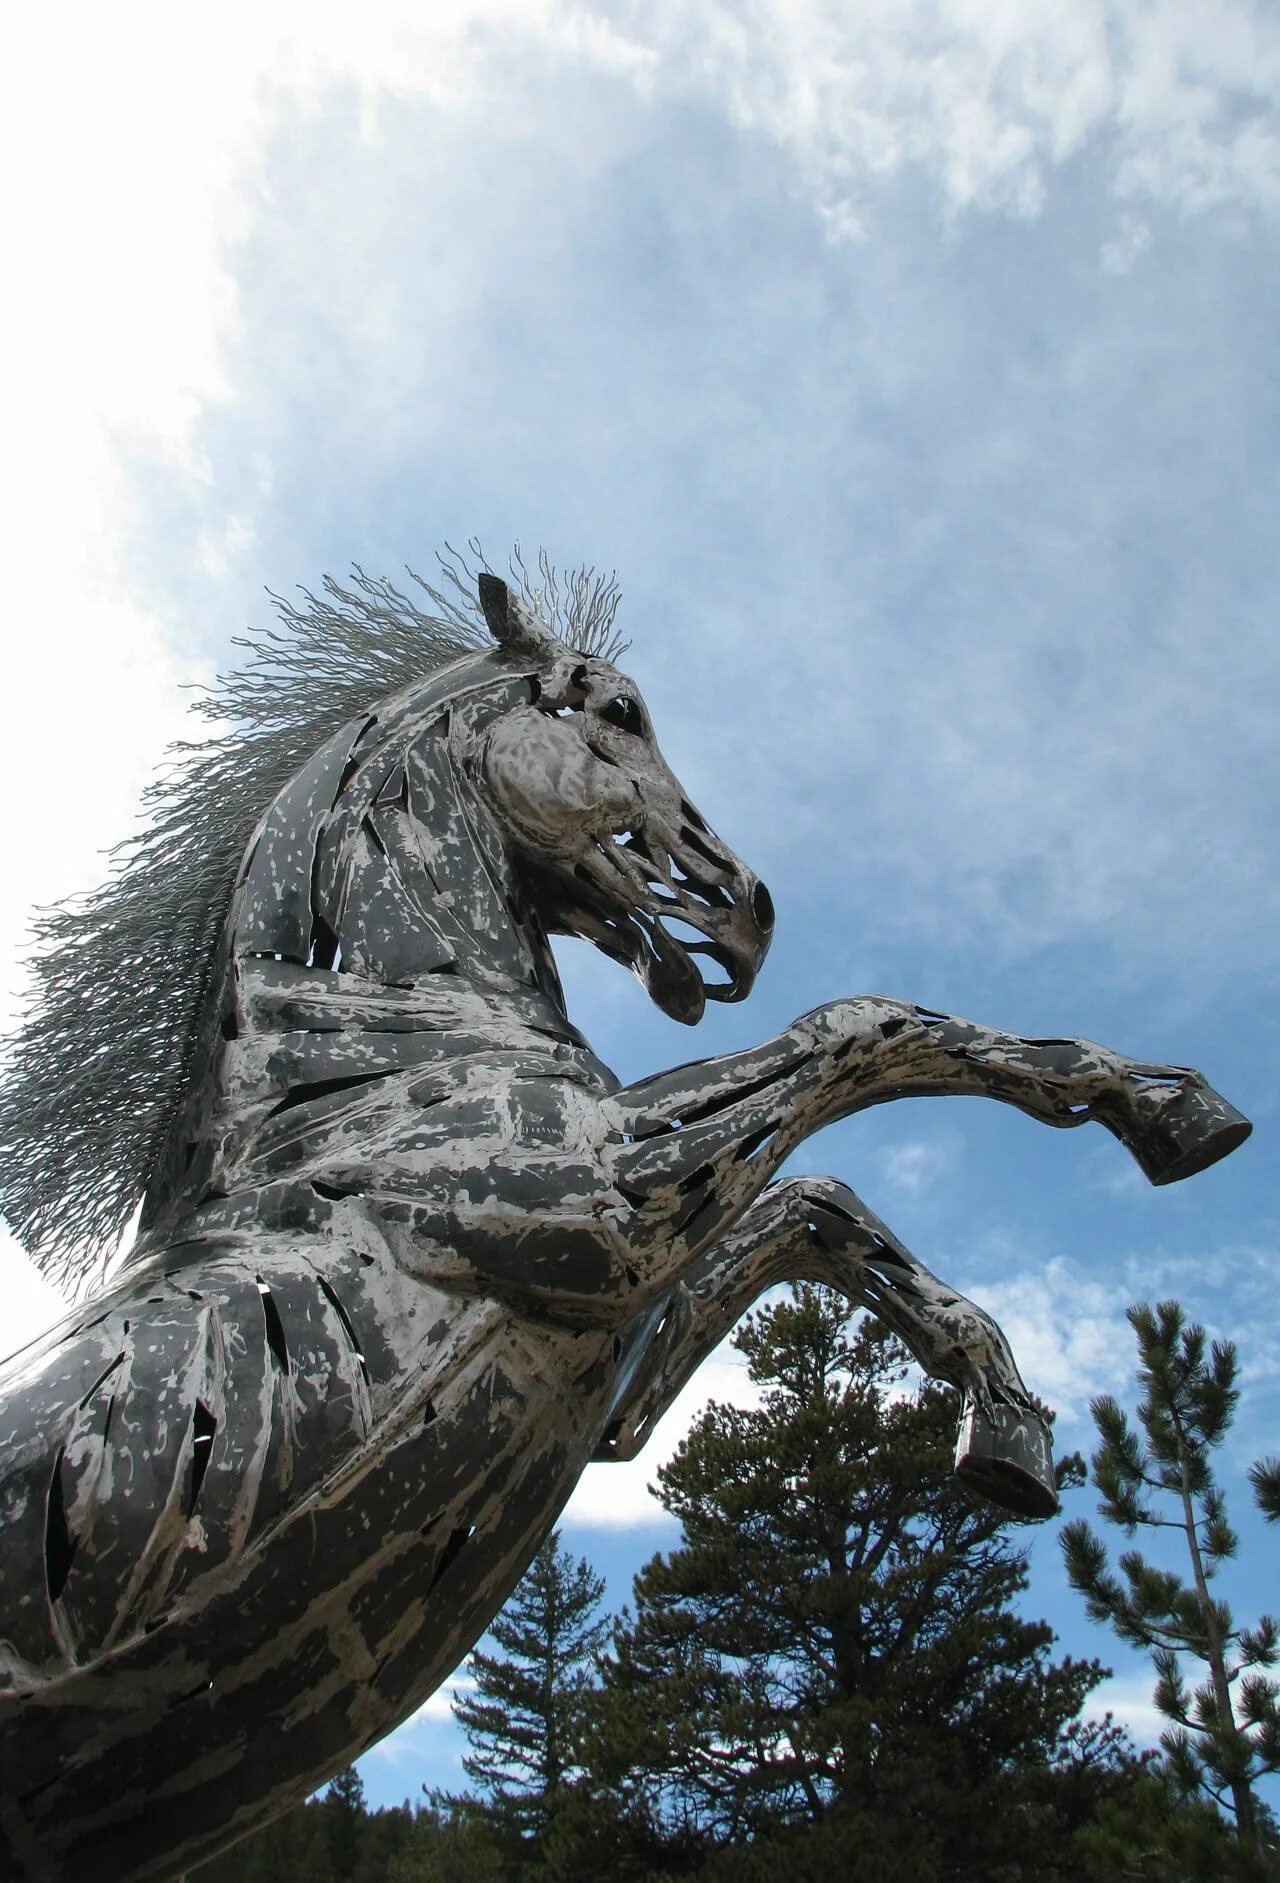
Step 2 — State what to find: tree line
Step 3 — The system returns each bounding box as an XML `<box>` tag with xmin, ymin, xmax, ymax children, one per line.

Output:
<box><xmin>198</xmin><ymin>1288</ymin><xmax>1279</xmax><ymax>1880</ymax></box>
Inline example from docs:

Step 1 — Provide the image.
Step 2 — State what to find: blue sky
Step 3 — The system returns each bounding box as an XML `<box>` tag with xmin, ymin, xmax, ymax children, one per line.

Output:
<box><xmin>2</xmin><ymin>0</ymin><xmax>1278</xmax><ymax>1814</ymax></box>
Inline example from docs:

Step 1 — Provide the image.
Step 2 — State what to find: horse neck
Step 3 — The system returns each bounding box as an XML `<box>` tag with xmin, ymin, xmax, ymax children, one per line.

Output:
<box><xmin>133</xmin><ymin>658</ymin><xmax>575</xmax><ymax>1255</ymax></box>
<box><xmin>233</xmin><ymin>652</ymin><xmax>564</xmax><ymax>1008</ymax></box>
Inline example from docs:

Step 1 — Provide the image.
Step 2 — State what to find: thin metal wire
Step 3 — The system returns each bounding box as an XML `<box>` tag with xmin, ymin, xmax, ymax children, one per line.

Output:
<box><xmin>0</xmin><ymin>547</ymin><xmax>625</xmax><ymax>1290</ymax></box>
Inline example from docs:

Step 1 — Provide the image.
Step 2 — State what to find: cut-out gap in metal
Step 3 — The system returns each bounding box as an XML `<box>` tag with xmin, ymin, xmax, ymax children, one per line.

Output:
<box><xmin>600</xmin><ymin>695</ymin><xmax>644</xmax><ymax>735</ymax></box>
<box><xmin>78</xmin><ymin>1352</ymin><xmax>125</xmax><ymax>1409</ymax></box>
<box><xmin>678</xmin><ymin>1161</ymin><xmax>716</xmax><ymax>1196</ymax></box>
<box><xmin>44</xmin><ymin>1450</ymin><xmax>77</xmax><ymax>1604</ymax></box>
<box><xmin>307</xmin><ymin>911</ymin><xmax>342</xmax><ymax>972</ymax></box>
<box><xmin>375</xmin><ymin>764</ymin><xmax>409</xmax><ymax>810</ymax></box>
<box><xmin>680</xmin><ymin>825</ymin><xmax>724</xmax><ymax>871</ymax></box>
<box><xmin>735</xmin><ymin>1123</ymin><xmax>778</xmax><ymax>1162</ymax></box>
<box><xmin>256</xmin><ymin>1280</ymin><xmax>290</xmax><ymax>1374</ymax></box>
<box><xmin>312</xmin><ymin>1177</ymin><xmax>365</xmax><ymax>1202</ymax></box>
<box><xmin>429</xmin><ymin>1524</ymin><xmax>474</xmax><ymax>1591</ymax></box>
<box><xmin>269</xmin><ymin>1069</ymin><xmax>394</xmax><ymax>1117</ymax></box>
<box><xmin>318</xmin><ymin>1277</ymin><xmax>369</xmax><ymax>1384</ymax></box>
<box><xmin>186</xmin><ymin>1399</ymin><xmax>217</xmax><ymax>1518</ymax></box>
<box><xmin>678</xmin><ymin>1059</ymin><xmax>814</xmax><ymax>1127</ymax></box>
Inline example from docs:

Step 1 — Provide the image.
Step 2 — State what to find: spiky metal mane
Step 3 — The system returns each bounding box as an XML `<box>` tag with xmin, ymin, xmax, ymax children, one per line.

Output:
<box><xmin>0</xmin><ymin>545</ymin><xmax>625</xmax><ymax>1292</ymax></box>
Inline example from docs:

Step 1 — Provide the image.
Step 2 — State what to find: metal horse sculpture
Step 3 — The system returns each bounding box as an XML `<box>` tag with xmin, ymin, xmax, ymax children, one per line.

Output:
<box><xmin>0</xmin><ymin>560</ymin><xmax>1250</xmax><ymax>1880</ymax></box>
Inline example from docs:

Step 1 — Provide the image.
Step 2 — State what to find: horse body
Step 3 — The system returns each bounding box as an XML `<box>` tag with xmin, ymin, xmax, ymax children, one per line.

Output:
<box><xmin>0</xmin><ymin>574</ymin><xmax>1251</xmax><ymax>1879</ymax></box>
<box><xmin>1</xmin><ymin>1251</ymin><xmax>616</xmax><ymax>1877</ymax></box>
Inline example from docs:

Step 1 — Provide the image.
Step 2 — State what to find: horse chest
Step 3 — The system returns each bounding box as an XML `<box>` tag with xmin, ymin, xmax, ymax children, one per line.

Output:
<box><xmin>0</xmin><ymin>1270</ymin><xmax>620</xmax><ymax>1880</ymax></box>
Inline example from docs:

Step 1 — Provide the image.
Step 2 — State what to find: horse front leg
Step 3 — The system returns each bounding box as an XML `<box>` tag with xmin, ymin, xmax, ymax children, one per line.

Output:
<box><xmin>595</xmin><ymin>1175</ymin><xmax>1058</xmax><ymax>1519</ymax></box>
<box><xmin>607</xmin><ymin>996</ymin><xmax>1250</xmax><ymax>1272</ymax></box>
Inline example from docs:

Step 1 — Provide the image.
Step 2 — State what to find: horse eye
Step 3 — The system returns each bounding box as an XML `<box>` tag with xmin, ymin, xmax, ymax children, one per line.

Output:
<box><xmin>600</xmin><ymin>695</ymin><xmax>644</xmax><ymax>736</ymax></box>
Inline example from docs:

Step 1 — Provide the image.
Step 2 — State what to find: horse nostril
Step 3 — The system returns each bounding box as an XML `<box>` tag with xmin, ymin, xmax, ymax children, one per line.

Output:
<box><xmin>752</xmin><ymin>881</ymin><xmax>775</xmax><ymax>931</ymax></box>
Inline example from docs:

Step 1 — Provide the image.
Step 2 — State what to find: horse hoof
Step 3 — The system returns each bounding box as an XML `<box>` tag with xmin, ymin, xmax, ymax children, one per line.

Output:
<box><xmin>954</xmin><ymin>1396</ymin><xmax>1059</xmax><ymax>1520</ymax></box>
<box><xmin>1112</xmin><ymin>1077</ymin><xmax>1252</xmax><ymax>1187</ymax></box>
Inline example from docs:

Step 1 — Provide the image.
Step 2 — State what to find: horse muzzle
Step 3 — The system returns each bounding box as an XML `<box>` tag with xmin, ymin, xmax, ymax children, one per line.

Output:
<box><xmin>583</xmin><ymin>803</ymin><xmax>774</xmax><ymax>1023</ymax></box>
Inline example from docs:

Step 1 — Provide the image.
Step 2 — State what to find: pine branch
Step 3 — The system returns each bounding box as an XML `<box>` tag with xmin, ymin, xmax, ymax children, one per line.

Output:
<box><xmin>1250</xmin><ymin>1457</ymin><xmax>1280</xmax><ymax>1524</ymax></box>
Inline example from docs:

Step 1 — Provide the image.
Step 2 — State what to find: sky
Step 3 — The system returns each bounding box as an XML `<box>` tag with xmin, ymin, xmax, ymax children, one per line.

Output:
<box><xmin>2</xmin><ymin>0</ymin><xmax>1277</xmax><ymax>1815</ymax></box>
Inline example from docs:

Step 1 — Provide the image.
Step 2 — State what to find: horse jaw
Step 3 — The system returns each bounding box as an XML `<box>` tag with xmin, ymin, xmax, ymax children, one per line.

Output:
<box><xmin>635</xmin><ymin>913</ymin><xmax>713</xmax><ymax>1025</ymax></box>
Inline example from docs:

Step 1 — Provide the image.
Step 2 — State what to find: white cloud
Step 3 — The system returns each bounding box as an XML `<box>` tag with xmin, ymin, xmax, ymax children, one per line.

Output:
<box><xmin>956</xmin><ymin>1239</ymin><xmax>1280</xmax><ymax>1436</ymax></box>
<box><xmin>566</xmin><ymin>1346</ymin><xmax>763</xmax><ymax>1528</ymax></box>
<box><xmin>875</xmin><ymin>1136</ymin><xmax>952</xmax><ymax>1198</ymax></box>
<box><xmin>958</xmin><ymin>1254</ymin><xmax>1146</xmax><ymax>1429</ymax></box>
<box><xmin>615</xmin><ymin>0</ymin><xmax>1280</xmax><ymax>237</ymax></box>
<box><xmin>1090</xmin><ymin>1669</ymin><xmax>1166</xmax><ymax>1751</ymax></box>
<box><xmin>364</xmin><ymin>1668</ymin><xmax>476</xmax><ymax>1779</ymax></box>
<box><xmin>1100</xmin><ymin>210</ymin><xmax>1153</xmax><ymax>275</ymax></box>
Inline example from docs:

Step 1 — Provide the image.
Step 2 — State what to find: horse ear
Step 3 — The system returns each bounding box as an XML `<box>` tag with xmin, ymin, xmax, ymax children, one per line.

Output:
<box><xmin>478</xmin><ymin>574</ymin><xmax>559</xmax><ymax>662</ymax></box>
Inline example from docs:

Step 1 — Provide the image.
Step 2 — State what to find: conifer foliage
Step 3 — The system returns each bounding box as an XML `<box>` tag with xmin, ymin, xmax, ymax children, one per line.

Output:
<box><xmin>1061</xmin><ymin>1299</ymin><xmax>1280</xmax><ymax>1869</ymax></box>
<box><xmin>324</xmin><ymin>1765</ymin><xmax>368</xmax><ymax>1880</ymax></box>
<box><xmin>447</xmin><ymin>1529</ymin><xmax>609</xmax><ymax>1852</ymax></box>
<box><xmin>556</xmin><ymin>1288</ymin><xmax>1120</xmax><ymax>1879</ymax></box>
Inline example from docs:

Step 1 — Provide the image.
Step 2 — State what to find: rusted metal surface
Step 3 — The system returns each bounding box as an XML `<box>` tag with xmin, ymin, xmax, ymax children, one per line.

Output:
<box><xmin>0</xmin><ymin>569</ymin><xmax>1251</xmax><ymax>1880</ymax></box>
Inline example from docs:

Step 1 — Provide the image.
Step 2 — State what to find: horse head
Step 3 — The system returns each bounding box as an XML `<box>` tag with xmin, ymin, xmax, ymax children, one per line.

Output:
<box><xmin>471</xmin><ymin>575</ymin><xmax>773</xmax><ymax>1025</ymax></box>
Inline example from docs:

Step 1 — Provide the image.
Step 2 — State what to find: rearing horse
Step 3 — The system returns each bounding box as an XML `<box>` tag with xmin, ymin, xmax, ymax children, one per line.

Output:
<box><xmin>0</xmin><ymin>563</ymin><xmax>1250</xmax><ymax>1880</ymax></box>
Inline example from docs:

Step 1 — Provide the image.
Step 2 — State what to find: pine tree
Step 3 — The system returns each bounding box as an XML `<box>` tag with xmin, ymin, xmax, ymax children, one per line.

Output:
<box><xmin>555</xmin><ymin>1288</ymin><xmax>1120</xmax><ymax>1880</ymax></box>
<box><xmin>324</xmin><ymin>1764</ymin><xmax>367</xmax><ymax>1881</ymax></box>
<box><xmin>1061</xmin><ymin>1299</ymin><xmax>1280</xmax><ymax>1872</ymax></box>
<box><xmin>447</xmin><ymin>1529</ymin><xmax>609</xmax><ymax>1855</ymax></box>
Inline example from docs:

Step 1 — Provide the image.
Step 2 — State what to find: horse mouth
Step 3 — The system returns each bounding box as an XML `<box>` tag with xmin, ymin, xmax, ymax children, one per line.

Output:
<box><xmin>570</xmin><ymin>824</ymin><xmax>771</xmax><ymax>1025</ymax></box>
